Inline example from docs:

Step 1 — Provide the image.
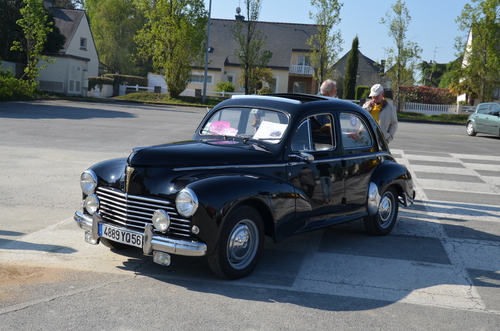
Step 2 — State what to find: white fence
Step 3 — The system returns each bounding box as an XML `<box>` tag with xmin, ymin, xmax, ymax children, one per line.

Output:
<box><xmin>119</xmin><ymin>84</ymin><xmax>167</xmax><ymax>96</ymax></box>
<box><xmin>87</xmin><ymin>84</ymin><xmax>113</xmax><ymax>98</ymax></box>
<box><xmin>180</xmin><ymin>89</ymin><xmax>243</xmax><ymax>98</ymax></box>
<box><xmin>404</xmin><ymin>102</ymin><xmax>476</xmax><ymax>115</ymax></box>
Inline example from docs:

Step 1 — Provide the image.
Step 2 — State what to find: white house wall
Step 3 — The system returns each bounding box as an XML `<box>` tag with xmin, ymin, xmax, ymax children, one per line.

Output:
<box><xmin>65</xmin><ymin>14</ymin><xmax>98</xmax><ymax>77</ymax></box>
<box><xmin>38</xmin><ymin>10</ymin><xmax>98</xmax><ymax>96</ymax></box>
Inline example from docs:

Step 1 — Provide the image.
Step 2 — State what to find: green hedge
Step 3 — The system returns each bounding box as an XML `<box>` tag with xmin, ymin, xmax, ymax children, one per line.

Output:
<box><xmin>88</xmin><ymin>76</ymin><xmax>113</xmax><ymax>91</ymax></box>
<box><xmin>0</xmin><ymin>70</ymin><xmax>32</xmax><ymax>101</ymax></box>
<box><xmin>355</xmin><ymin>86</ymin><xmax>370</xmax><ymax>100</ymax></box>
<box><xmin>400</xmin><ymin>86</ymin><xmax>456</xmax><ymax>104</ymax></box>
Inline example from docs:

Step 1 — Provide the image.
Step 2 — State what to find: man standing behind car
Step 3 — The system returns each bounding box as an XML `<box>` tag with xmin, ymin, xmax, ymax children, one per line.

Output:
<box><xmin>319</xmin><ymin>79</ymin><xmax>337</xmax><ymax>97</ymax></box>
<box><xmin>362</xmin><ymin>84</ymin><xmax>398</xmax><ymax>143</ymax></box>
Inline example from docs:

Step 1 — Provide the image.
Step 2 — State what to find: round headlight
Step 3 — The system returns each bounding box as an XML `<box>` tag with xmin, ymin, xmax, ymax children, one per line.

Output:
<box><xmin>80</xmin><ymin>170</ymin><xmax>98</xmax><ymax>195</ymax></box>
<box><xmin>84</xmin><ymin>194</ymin><xmax>99</xmax><ymax>214</ymax></box>
<box><xmin>152</xmin><ymin>209</ymin><xmax>170</xmax><ymax>232</ymax></box>
<box><xmin>176</xmin><ymin>188</ymin><xmax>198</xmax><ymax>217</ymax></box>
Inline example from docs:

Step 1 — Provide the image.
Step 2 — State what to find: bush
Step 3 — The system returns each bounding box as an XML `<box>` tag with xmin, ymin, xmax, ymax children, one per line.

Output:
<box><xmin>88</xmin><ymin>76</ymin><xmax>114</xmax><ymax>91</ymax></box>
<box><xmin>214</xmin><ymin>81</ymin><xmax>235</xmax><ymax>93</ymax></box>
<box><xmin>0</xmin><ymin>70</ymin><xmax>33</xmax><ymax>101</ymax></box>
<box><xmin>400</xmin><ymin>85</ymin><xmax>456</xmax><ymax>104</ymax></box>
<box><xmin>355</xmin><ymin>86</ymin><xmax>370</xmax><ymax>100</ymax></box>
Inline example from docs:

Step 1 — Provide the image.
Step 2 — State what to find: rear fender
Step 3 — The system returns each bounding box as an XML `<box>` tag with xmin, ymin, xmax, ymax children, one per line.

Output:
<box><xmin>368</xmin><ymin>161</ymin><xmax>414</xmax><ymax>215</ymax></box>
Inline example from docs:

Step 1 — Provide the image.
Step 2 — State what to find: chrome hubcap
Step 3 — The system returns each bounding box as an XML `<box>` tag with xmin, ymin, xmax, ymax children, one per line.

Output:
<box><xmin>378</xmin><ymin>192</ymin><xmax>394</xmax><ymax>228</ymax></box>
<box><xmin>227</xmin><ymin>220</ymin><xmax>258</xmax><ymax>269</ymax></box>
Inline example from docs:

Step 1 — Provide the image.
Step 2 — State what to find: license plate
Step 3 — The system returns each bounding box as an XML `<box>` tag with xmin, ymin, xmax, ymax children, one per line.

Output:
<box><xmin>99</xmin><ymin>223</ymin><xmax>143</xmax><ymax>248</ymax></box>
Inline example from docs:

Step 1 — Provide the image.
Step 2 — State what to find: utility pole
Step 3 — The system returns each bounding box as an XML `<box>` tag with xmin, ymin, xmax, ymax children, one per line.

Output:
<box><xmin>202</xmin><ymin>0</ymin><xmax>212</xmax><ymax>103</ymax></box>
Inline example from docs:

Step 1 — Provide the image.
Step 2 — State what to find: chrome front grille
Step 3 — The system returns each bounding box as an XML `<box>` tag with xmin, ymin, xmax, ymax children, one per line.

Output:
<box><xmin>96</xmin><ymin>187</ymin><xmax>192</xmax><ymax>237</ymax></box>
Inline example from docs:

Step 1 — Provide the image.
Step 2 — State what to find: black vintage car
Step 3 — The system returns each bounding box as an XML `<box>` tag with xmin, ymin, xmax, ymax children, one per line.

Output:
<box><xmin>74</xmin><ymin>94</ymin><xmax>415</xmax><ymax>279</ymax></box>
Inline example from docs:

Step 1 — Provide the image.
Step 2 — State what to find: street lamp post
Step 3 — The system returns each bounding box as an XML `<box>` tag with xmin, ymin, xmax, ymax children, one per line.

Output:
<box><xmin>202</xmin><ymin>0</ymin><xmax>212</xmax><ymax>103</ymax></box>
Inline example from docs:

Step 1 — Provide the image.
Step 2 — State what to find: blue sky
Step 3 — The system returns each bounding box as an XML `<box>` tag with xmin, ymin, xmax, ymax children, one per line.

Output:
<box><xmin>204</xmin><ymin>0</ymin><xmax>471</xmax><ymax>65</ymax></box>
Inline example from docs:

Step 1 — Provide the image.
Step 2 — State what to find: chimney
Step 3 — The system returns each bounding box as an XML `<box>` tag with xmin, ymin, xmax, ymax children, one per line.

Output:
<box><xmin>380</xmin><ymin>60</ymin><xmax>385</xmax><ymax>73</ymax></box>
<box><xmin>235</xmin><ymin>7</ymin><xmax>245</xmax><ymax>21</ymax></box>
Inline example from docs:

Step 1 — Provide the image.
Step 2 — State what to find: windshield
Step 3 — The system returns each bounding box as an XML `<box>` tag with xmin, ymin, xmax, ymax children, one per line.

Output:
<box><xmin>200</xmin><ymin>107</ymin><xmax>289</xmax><ymax>144</ymax></box>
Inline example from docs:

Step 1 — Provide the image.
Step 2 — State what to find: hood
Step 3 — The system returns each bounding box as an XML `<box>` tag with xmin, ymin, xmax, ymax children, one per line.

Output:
<box><xmin>127</xmin><ymin>140</ymin><xmax>275</xmax><ymax>167</ymax></box>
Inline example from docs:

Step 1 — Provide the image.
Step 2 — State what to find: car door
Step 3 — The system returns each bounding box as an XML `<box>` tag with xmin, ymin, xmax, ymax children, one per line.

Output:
<box><xmin>484</xmin><ymin>103</ymin><xmax>500</xmax><ymax>135</ymax></box>
<box><xmin>286</xmin><ymin>113</ymin><xmax>345</xmax><ymax>233</ymax></box>
<box><xmin>338</xmin><ymin>111</ymin><xmax>382</xmax><ymax>214</ymax></box>
<box><xmin>472</xmin><ymin>104</ymin><xmax>491</xmax><ymax>134</ymax></box>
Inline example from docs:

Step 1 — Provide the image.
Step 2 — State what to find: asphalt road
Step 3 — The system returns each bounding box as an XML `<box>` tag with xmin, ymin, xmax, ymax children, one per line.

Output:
<box><xmin>1</xmin><ymin>100</ymin><xmax>499</xmax><ymax>330</ymax></box>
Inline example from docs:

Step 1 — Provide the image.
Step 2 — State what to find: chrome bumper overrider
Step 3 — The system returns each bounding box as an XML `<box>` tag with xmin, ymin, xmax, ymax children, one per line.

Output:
<box><xmin>74</xmin><ymin>211</ymin><xmax>207</xmax><ymax>257</ymax></box>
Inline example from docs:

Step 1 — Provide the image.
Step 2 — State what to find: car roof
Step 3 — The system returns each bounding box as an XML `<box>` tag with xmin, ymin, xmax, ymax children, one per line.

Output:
<box><xmin>217</xmin><ymin>93</ymin><xmax>364</xmax><ymax>116</ymax></box>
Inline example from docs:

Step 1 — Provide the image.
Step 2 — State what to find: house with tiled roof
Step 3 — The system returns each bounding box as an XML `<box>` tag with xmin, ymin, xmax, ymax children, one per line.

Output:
<box><xmin>332</xmin><ymin>50</ymin><xmax>389</xmax><ymax>98</ymax></box>
<box><xmin>37</xmin><ymin>4</ymin><xmax>99</xmax><ymax>96</ymax></box>
<box><xmin>184</xmin><ymin>17</ymin><xmax>320</xmax><ymax>95</ymax></box>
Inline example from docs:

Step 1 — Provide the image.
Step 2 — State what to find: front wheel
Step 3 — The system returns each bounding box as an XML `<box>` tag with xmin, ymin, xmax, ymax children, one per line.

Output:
<box><xmin>364</xmin><ymin>187</ymin><xmax>399</xmax><ymax>236</ymax></box>
<box><xmin>466</xmin><ymin>122</ymin><xmax>477</xmax><ymax>136</ymax></box>
<box><xmin>208</xmin><ymin>206</ymin><xmax>264</xmax><ymax>280</ymax></box>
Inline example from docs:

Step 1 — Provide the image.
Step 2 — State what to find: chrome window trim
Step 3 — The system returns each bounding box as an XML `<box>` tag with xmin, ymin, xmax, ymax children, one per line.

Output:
<box><xmin>231</xmin><ymin>94</ymin><xmax>301</xmax><ymax>104</ymax></box>
<box><xmin>174</xmin><ymin>163</ymin><xmax>286</xmax><ymax>172</ymax></box>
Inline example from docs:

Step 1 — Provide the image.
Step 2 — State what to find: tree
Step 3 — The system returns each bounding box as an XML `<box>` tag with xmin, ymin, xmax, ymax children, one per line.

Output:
<box><xmin>438</xmin><ymin>59</ymin><xmax>462</xmax><ymax>89</ymax></box>
<box><xmin>0</xmin><ymin>0</ymin><xmax>24</xmax><ymax>63</ymax></box>
<box><xmin>381</xmin><ymin>0</ymin><xmax>422</xmax><ymax>111</ymax></box>
<box><xmin>455</xmin><ymin>0</ymin><xmax>500</xmax><ymax>103</ymax></box>
<box><xmin>418</xmin><ymin>60</ymin><xmax>450</xmax><ymax>87</ymax></box>
<box><xmin>134</xmin><ymin>0</ymin><xmax>208</xmax><ymax>98</ymax></box>
<box><xmin>1</xmin><ymin>1</ymin><xmax>65</xmax><ymax>64</ymax></box>
<box><xmin>307</xmin><ymin>0</ymin><xmax>343</xmax><ymax>85</ymax></box>
<box><xmin>343</xmin><ymin>36</ymin><xmax>359</xmax><ymax>100</ymax></box>
<box><xmin>11</xmin><ymin>0</ymin><xmax>54</xmax><ymax>94</ymax></box>
<box><xmin>85</xmin><ymin>0</ymin><xmax>147</xmax><ymax>75</ymax></box>
<box><xmin>231</xmin><ymin>0</ymin><xmax>272</xmax><ymax>95</ymax></box>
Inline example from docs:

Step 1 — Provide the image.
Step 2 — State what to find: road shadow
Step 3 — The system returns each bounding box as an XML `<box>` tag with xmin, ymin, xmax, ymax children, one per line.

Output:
<box><xmin>0</xmin><ymin>100</ymin><xmax>200</xmax><ymax>120</ymax></box>
<box><xmin>424</xmin><ymin>200</ymin><xmax>500</xmax><ymax>224</ymax></box>
<box><xmin>0</xmin><ymin>237</ymin><xmax>77</xmax><ymax>254</ymax></box>
<box><xmin>0</xmin><ymin>101</ymin><xmax>135</xmax><ymax>120</ymax></box>
<box><xmin>106</xmin><ymin>204</ymin><xmax>500</xmax><ymax>313</ymax></box>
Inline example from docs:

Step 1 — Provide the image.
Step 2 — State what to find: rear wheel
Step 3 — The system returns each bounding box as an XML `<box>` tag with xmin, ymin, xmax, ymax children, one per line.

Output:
<box><xmin>466</xmin><ymin>122</ymin><xmax>477</xmax><ymax>136</ymax></box>
<box><xmin>208</xmin><ymin>206</ymin><xmax>264</xmax><ymax>280</ymax></box>
<box><xmin>364</xmin><ymin>187</ymin><xmax>399</xmax><ymax>236</ymax></box>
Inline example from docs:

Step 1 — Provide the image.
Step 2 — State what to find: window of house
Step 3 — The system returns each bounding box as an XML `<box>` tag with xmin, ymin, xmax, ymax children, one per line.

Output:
<box><xmin>293</xmin><ymin>81</ymin><xmax>306</xmax><ymax>93</ymax></box>
<box><xmin>80</xmin><ymin>38</ymin><xmax>87</xmax><ymax>50</ymax></box>
<box><xmin>226</xmin><ymin>74</ymin><xmax>235</xmax><ymax>84</ymax></box>
<box><xmin>190</xmin><ymin>74</ymin><xmax>212</xmax><ymax>84</ymax></box>
<box><xmin>297</xmin><ymin>55</ymin><xmax>310</xmax><ymax>66</ymax></box>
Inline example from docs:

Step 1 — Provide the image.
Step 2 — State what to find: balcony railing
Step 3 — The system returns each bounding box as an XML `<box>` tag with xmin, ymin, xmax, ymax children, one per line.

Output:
<box><xmin>289</xmin><ymin>65</ymin><xmax>314</xmax><ymax>75</ymax></box>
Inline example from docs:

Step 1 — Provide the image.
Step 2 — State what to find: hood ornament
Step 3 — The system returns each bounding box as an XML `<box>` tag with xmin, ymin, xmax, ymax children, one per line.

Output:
<box><xmin>125</xmin><ymin>166</ymin><xmax>134</xmax><ymax>193</ymax></box>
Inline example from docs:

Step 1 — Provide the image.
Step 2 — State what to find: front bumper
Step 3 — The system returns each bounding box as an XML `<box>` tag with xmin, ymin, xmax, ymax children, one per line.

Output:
<box><xmin>74</xmin><ymin>211</ymin><xmax>207</xmax><ymax>257</ymax></box>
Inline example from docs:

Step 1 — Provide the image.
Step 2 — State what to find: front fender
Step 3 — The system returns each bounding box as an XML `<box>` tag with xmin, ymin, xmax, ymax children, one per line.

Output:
<box><xmin>185</xmin><ymin>174</ymin><xmax>296</xmax><ymax>255</ymax></box>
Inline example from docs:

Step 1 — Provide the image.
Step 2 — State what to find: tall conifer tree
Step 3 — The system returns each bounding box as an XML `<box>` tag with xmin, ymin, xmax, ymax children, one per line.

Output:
<box><xmin>343</xmin><ymin>36</ymin><xmax>358</xmax><ymax>100</ymax></box>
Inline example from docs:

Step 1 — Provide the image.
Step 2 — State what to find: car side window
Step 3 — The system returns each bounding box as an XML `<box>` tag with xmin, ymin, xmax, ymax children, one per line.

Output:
<box><xmin>291</xmin><ymin>114</ymin><xmax>334</xmax><ymax>152</ymax></box>
<box><xmin>477</xmin><ymin>104</ymin><xmax>490</xmax><ymax>114</ymax></box>
<box><xmin>340</xmin><ymin>113</ymin><xmax>373</xmax><ymax>149</ymax></box>
<box><xmin>488</xmin><ymin>104</ymin><xmax>500</xmax><ymax>115</ymax></box>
